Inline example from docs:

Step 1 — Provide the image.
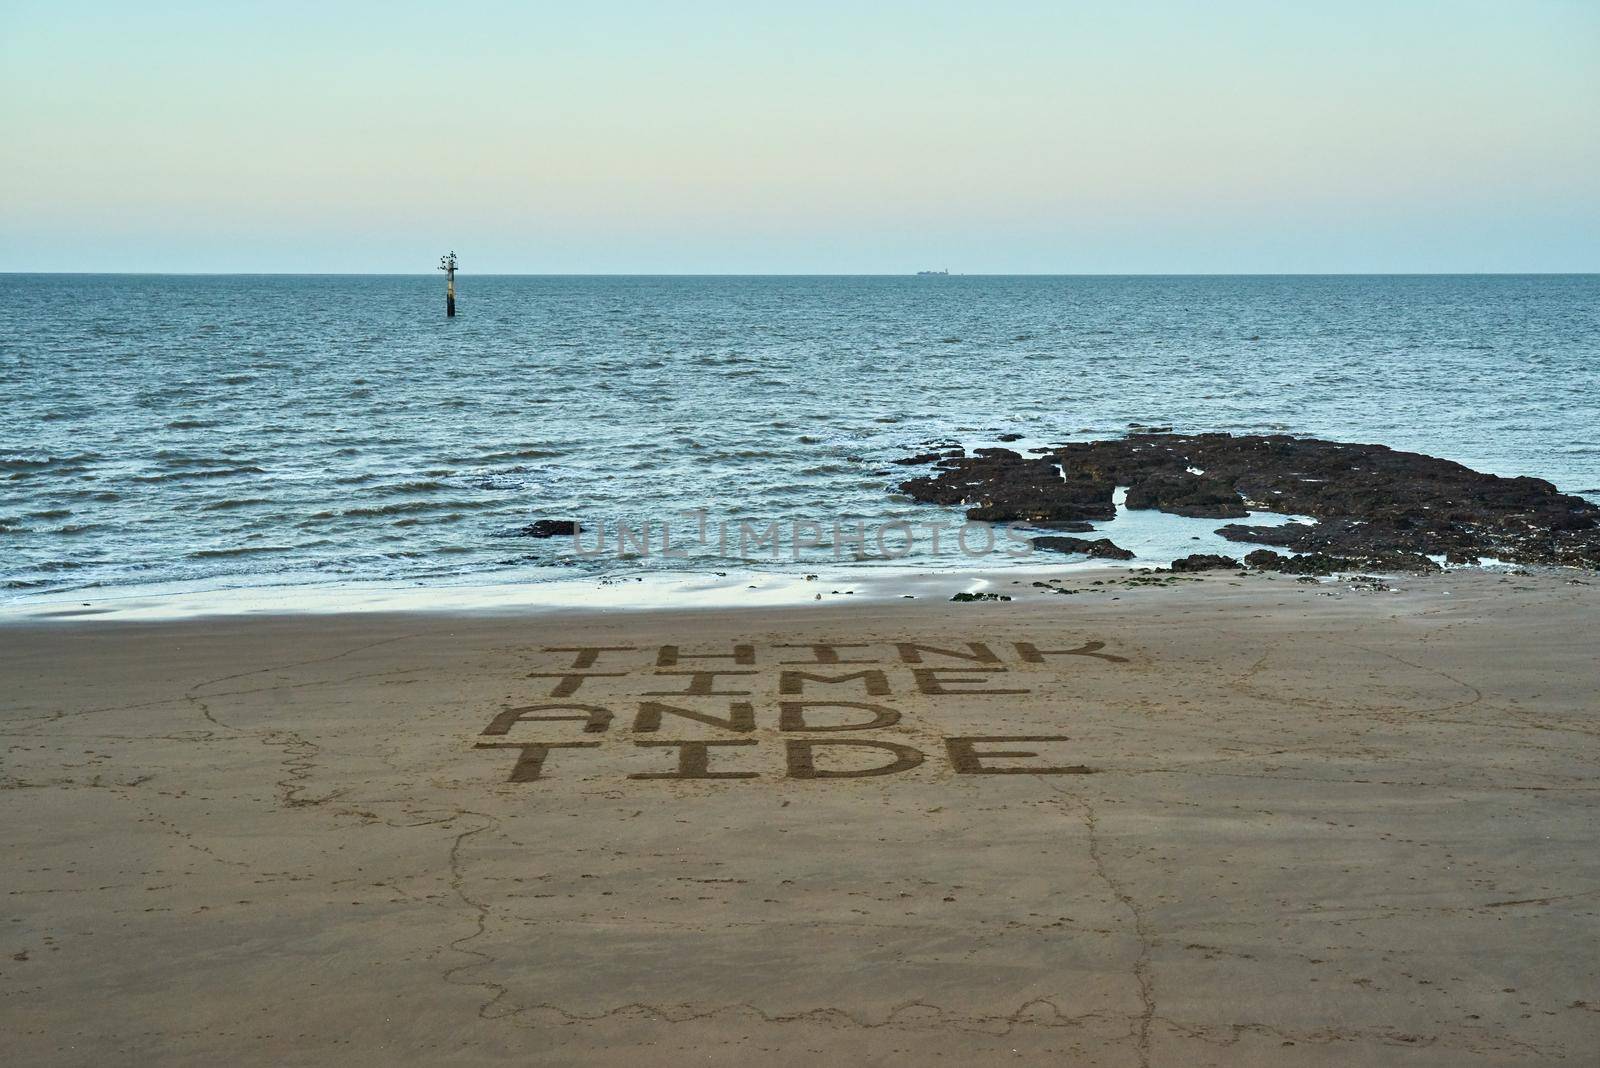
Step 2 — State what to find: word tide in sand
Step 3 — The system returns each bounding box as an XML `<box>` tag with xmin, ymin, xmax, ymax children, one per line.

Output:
<box><xmin>474</xmin><ymin>639</ymin><xmax>1126</xmax><ymax>783</ymax></box>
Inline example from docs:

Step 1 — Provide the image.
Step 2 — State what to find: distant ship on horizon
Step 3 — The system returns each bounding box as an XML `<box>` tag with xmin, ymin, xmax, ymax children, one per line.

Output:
<box><xmin>915</xmin><ymin>269</ymin><xmax>949</xmax><ymax>276</ymax></box>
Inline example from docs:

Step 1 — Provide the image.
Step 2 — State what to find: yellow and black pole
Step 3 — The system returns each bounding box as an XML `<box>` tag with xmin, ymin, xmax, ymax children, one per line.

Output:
<box><xmin>439</xmin><ymin>251</ymin><xmax>458</xmax><ymax>317</ymax></box>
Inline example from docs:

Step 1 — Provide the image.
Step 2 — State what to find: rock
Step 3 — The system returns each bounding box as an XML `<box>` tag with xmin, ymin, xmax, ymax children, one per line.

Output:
<box><xmin>1032</xmin><ymin>536</ymin><xmax>1135</xmax><ymax>560</ymax></box>
<box><xmin>1213</xmin><ymin>523</ymin><xmax>1304</xmax><ymax>547</ymax></box>
<box><xmin>510</xmin><ymin>519</ymin><xmax>581</xmax><ymax>538</ymax></box>
<box><xmin>899</xmin><ymin>450</ymin><xmax>1116</xmax><ymax>524</ymax></box>
<box><xmin>891</xmin><ymin>452</ymin><xmax>944</xmax><ymax>466</ymax></box>
<box><xmin>1125</xmin><ymin>473</ymin><xmax>1249</xmax><ymax>518</ymax></box>
<box><xmin>996</xmin><ymin>432</ymin><xmax>1024</xmax><ymax>442</ymax></box>
<box><xmin>1278</xmin><ymin>553</ymin><xmax>1353</xmax><ymax>575</ymax></box>
<box><xmin>1362</xmin><ymin>551</ymin><xmax>1443</xmax><ymax>573</ymax></box>
<box><xmin>1243</xmin><ymin>550</ymin><xmax>1355</xmax><ymax>575</ymax></box>
<box><xmin>1169</xmin><ymin>553</ymin><xmax>1242</xmax><ymax>572</ymax></box>
<box><xmin>950</xmin><ymin>592</ymin><xmax>1011</xmax><ymax>602</ymax></box>
<box><xmin>895</xmin><ymin>432</ymin><xmax>1600</xmax><ymax>570</ymax></box>
<box><xmin>1248</xmin><ymin>548</ymin><xmax>1440</xmax><ymax>575</ymax></box>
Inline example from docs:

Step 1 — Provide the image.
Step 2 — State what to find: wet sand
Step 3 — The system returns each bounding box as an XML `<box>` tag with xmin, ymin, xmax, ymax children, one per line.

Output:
<box><xmin>3</xmin><ymin>568</ymin><xmax>1598</xmax><ymax>1064</ymax></box>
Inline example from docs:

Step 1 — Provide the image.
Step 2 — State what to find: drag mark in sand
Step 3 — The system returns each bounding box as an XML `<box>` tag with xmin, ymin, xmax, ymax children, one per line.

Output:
<box><xmin>1331</xmin><ymin>638</ymin><xmax>1486</xmax><ymax>719</ymax></box>
<box><xmin>441</xmin><ymin>808</ymin><xmax>519</xmax><ymax>1021</ymax></box>
<box><xmin>441</xmin><ymin>987</ymin><xmax>1129</xmax><ymax>1038</ymax></box>
<box><xmin>1048</xmin><ymin>779</ymin><xmax>1157</xmax><ymax>1068</ymax></box>
<box><xmin>188</xmin><ymin>632</ymin><xmax>427</xmax><ymax>693</ymax></box>
<box><xmin>1147</xmin><ymin>1015</ymin><xmax>1561</xmax><ymax>1061</ymax></box>
<box><xmin>184</xmin><ymin>632</ymin><xmax>424</xmax><ymax>810</ymax></box>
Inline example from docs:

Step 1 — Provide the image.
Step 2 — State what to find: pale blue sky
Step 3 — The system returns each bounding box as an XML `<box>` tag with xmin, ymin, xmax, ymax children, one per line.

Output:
<box><xmin>2</xmin><ymin>1</ymin><xmax>1596</xmax><ymax>272</ymax></box>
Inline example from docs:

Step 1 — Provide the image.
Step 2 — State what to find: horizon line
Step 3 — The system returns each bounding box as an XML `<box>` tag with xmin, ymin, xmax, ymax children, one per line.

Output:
<box><xmin>3</xmin><ymin>270</ymin><xmax>1597</xmax><ymax>278</ymax></box>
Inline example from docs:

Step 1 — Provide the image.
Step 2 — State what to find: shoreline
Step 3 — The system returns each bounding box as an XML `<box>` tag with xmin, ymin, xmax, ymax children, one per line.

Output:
<box><xmin>0</xmin><ymin>554</ymin><xmax>1549</xmax><ymax>624</ymax></box>
<box><xmin>13</xmin><ymin>425</ymin><xmax>1599</xmax><ymax>624</ymax></box>
<box><xmin>4</xmin><ymin>568</ymin><xmax>1596</xmax><ymax>1062</ymax></box>
<box><xmin>0</xmin><ymin>469</ymin><xmax>1317</xmax><ymax>622</ymax></box>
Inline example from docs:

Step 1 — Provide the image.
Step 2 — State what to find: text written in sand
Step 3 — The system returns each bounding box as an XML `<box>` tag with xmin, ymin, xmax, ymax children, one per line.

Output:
<box><xmin>473</xmin><ymin>639</ymin><xmax>1126</xmax><ymax>782</ymax></box>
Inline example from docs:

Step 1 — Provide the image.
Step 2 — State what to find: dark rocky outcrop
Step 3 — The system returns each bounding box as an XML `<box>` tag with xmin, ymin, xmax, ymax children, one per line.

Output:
<box><xmin>1243</xmin><ymin>550</ymin><xmax>1353</xmax><ymax>575</ymax></box>
<box><xmin>896</xmin><ymin>432</ymin><xmax>1600</xmax><ymax>570</ymax></box>
<box><xmin>1033</xmin><ymin>536</ymin><xmax>1136</xmax><ymax>560</ymax></box>
<box><xmin>508</xmin><ymin>519</ymin><xmax>581</xmax><ymax>538</ymax></box>
<box><xmin>1169</xmin><ymin>553</ymin><xmax>1242</xmax><ymax>572</ymax></box>
<box><xmin>1124</xmin><ymin>473</ymin><xmax>1248</xmax><ymax>518</ymax></box>
<box><xmin>899</xmin><ymin>448</ymin><xmax>1116</xmax><ymax>526</ymax></box>
<box><xmin>1243</xmin><ymin>549</ymin><xmax>1439</xmax><ymax>574</ymax></box>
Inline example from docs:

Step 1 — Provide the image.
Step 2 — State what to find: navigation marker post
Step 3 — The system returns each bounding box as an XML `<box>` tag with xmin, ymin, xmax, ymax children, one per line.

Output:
<box><xmin>439</xmin><ymin>251</ymin><xmax>458</xmax><ymax>317</ymax></box>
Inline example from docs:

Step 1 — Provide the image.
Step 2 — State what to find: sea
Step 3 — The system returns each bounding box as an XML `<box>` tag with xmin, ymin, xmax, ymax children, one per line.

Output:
<box><xmin>3</xmin><ymin>274</ymin><xmax>1597</xmax><ymax>616</ymax></box>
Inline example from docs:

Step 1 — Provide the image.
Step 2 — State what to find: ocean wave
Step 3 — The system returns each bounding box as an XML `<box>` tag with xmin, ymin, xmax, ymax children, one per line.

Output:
<box><xmin>150</xmin><ymin>449</ymin><xmax>267</xmax><ymax>467</ymax></box>
<box><xmin>394</xmin><ymin>513</ymin><xmax>465</xmax><ymax>526</ymax></box>
<box><xmin>188</xmin><ymin>545</ymin><xmax>293</xmax><ymax>558</ymax></box>
<box><xmin>200</xmin><ymin>497</ymin><xmax>271</xmax><ymax>511</ymax></box>
<box><xmin>341</xmin><ymin>499</ymin><xmax>495</xmax><ymax>518</ymax></box>
<box><xmin>24</xmin><ymin>560</ymin><xmax>88</xmax><ymax>572</ymax></box>
<box><xmin>455</xmin><ymin>447</ymin><xmax>564</xmax><ymax>463</ymax></box>
<box><xmin>474</xmin><ymin>473</ymin><xmax>544</xmax><ymax>491</ymax></box>
<box><xmin>132</xmin><ymin>466</ymin><xmax>266</xmax><ymax>483</ymax></box>
<box><xmin>0</xmin><ymin>451</ymin><xmax>101</xmax><ymax>471</ymax></box>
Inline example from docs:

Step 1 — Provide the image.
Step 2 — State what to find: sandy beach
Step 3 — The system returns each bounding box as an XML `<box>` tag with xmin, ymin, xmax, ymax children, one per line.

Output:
<box><xmin>8</xmin><ymin>1</ymin><xmax>1597</xmax><ymax>1064</ymax></box>
<box><xmin>3</xmin><ymin>567</ymin><xmax>1597</xmax><ymax>1064</ymax></box>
